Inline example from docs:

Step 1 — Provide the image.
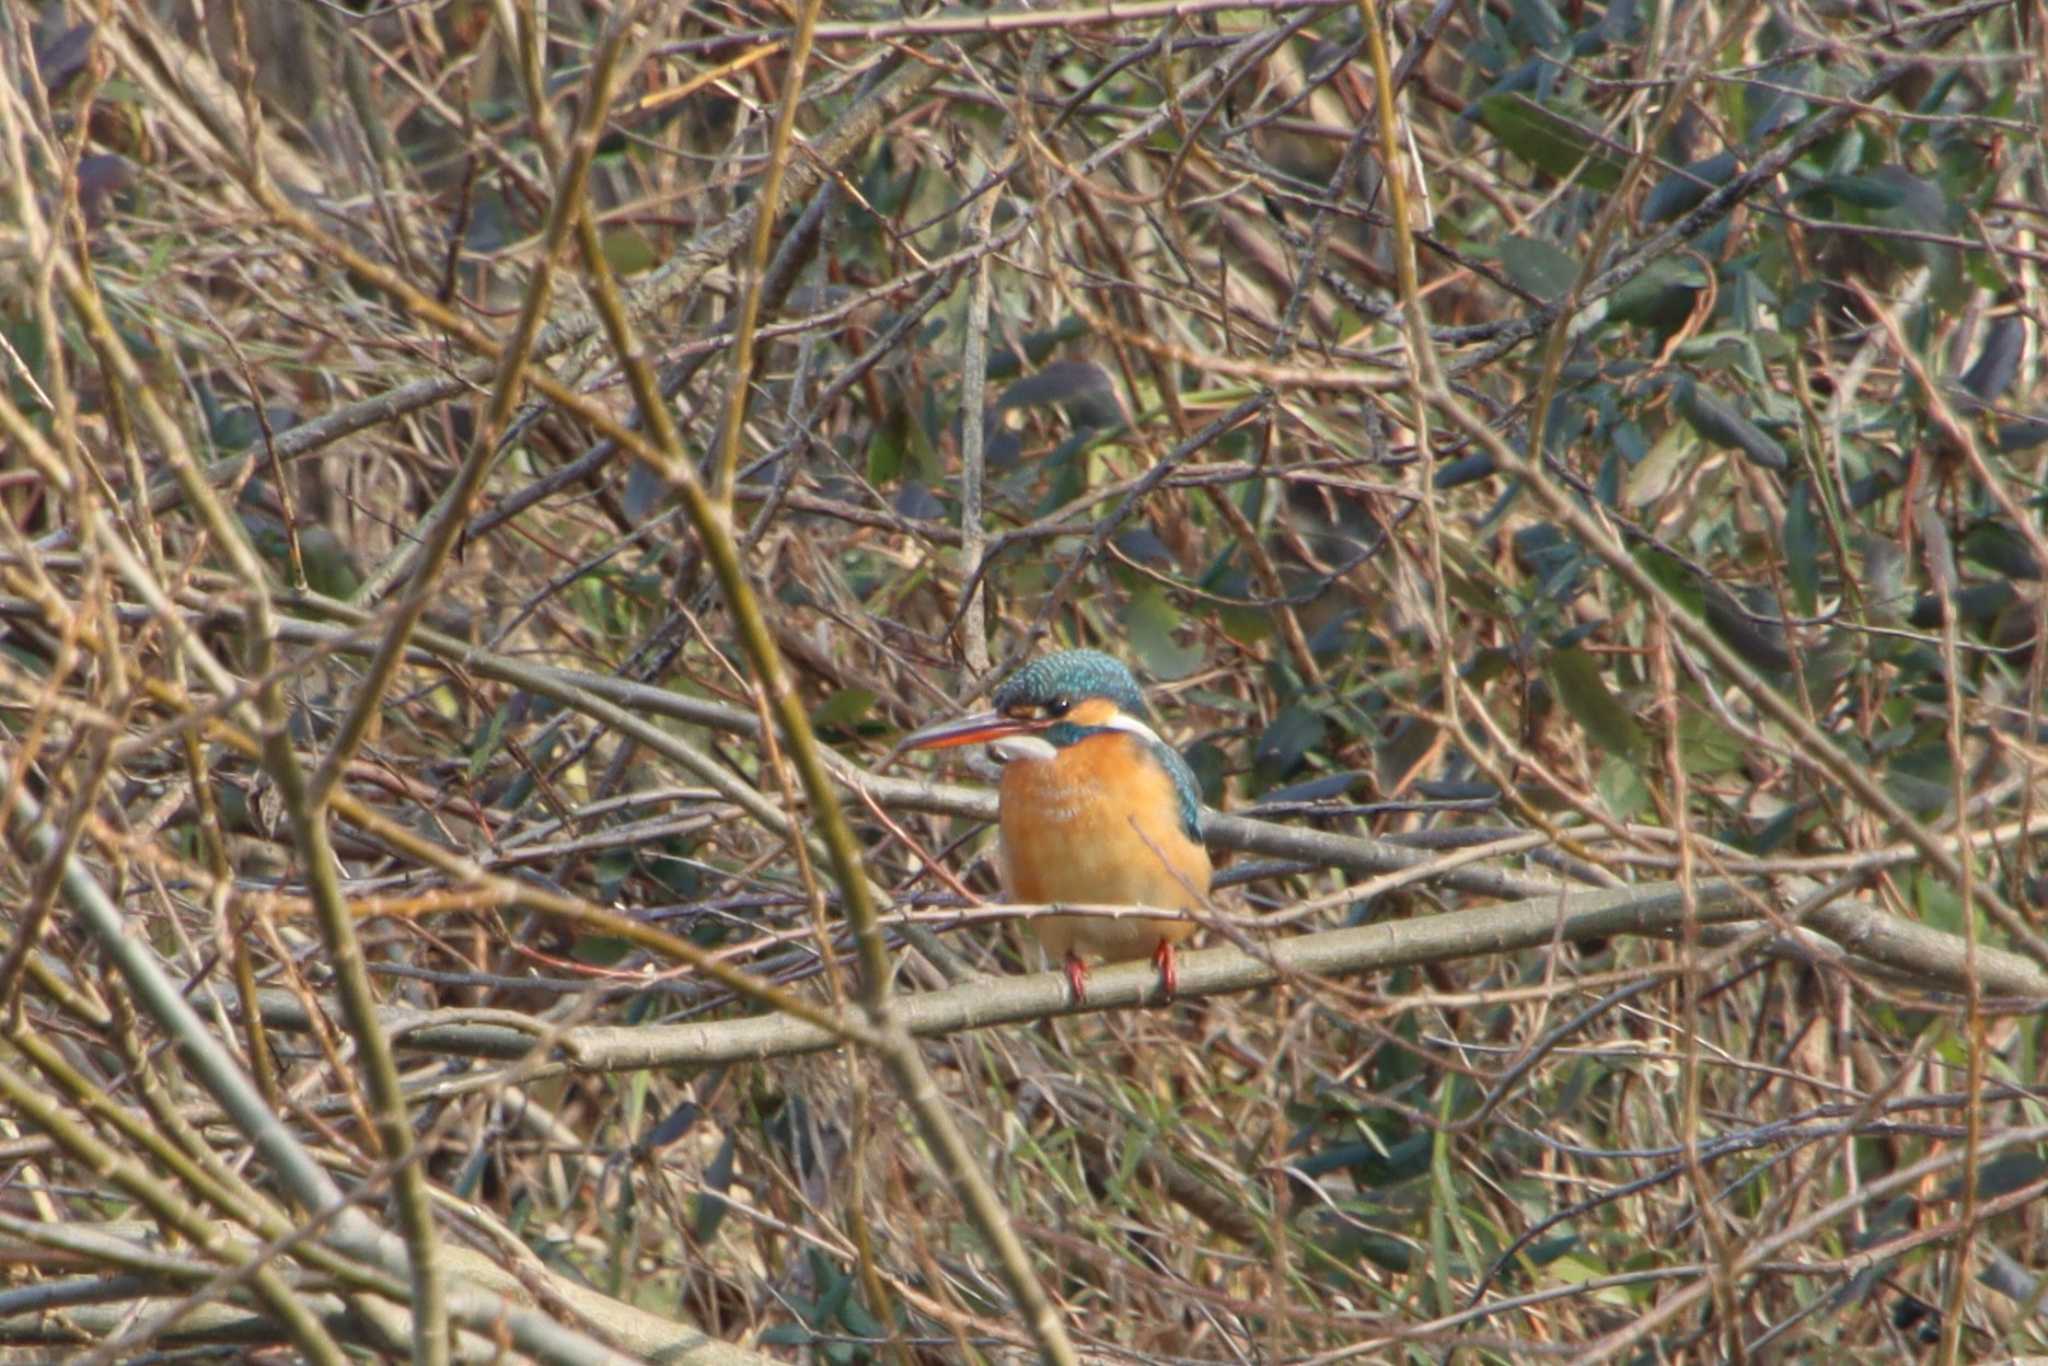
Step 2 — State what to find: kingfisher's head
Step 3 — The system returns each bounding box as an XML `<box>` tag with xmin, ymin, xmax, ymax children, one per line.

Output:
<box><xmin>896</xmin><ymin>649</ymin><xmax>1205</xmax><ymax>839</ymax></box>
<box><xmin>895</xmin><ymin>649</ymin><xmax>1159</xmax><ymax>761</ymax></box>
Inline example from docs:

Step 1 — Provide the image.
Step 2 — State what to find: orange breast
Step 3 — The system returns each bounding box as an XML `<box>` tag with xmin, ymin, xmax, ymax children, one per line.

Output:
<box><xmin>996</xmin><ymin>732</ymin><xmax>1211</xmax><ymax>964</ymax></box>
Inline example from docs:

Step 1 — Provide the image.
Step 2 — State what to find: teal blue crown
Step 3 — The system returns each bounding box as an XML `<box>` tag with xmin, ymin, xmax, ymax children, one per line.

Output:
<box><xmin>992</xmin><ymin>649</ymin><xmax>1149</xmax><ymax>719</ymax></box>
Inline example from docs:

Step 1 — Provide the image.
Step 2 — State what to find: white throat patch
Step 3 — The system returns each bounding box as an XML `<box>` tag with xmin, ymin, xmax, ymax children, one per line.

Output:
<box><xmin>990</xmin><ymin>734</ymin><xmax>1059</xmax><ymax>763</ymax></box>
<box><xmin>1099</xmin><ymin>711</ymin><xmax>1165</xmax><ymax>747</ymax></box>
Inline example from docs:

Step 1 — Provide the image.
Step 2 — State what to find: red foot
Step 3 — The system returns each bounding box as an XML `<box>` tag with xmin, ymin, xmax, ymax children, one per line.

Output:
<box><xmin>1152</xmin><ymin>938</ymin><xmax>1179</xmax><ymax>1001</ymax></box>
<box><xmin>1063</xmin><ymin>950</ymin><xmax>1091</xmax><ymax>1003</ymax></box>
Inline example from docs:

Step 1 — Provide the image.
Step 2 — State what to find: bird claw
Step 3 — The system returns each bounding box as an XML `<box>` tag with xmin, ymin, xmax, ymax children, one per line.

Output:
<box><xmin>1152</xmin><ymin>938</ymin><xmax>1179</xmax><ymax>1001</ymax></box>
<box><xmin>1061</xmin><ymin>944</ymin><xmax>1179</xmax><ymax>1004</ymax></box>
<box><xmin>1063</xmin><ymin>951</ymin><xmax>1091</xmax><ymax>1004</ymax></box>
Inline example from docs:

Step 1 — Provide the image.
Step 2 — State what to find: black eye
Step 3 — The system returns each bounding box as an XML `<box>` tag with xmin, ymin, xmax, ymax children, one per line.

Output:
<box><xmin>1045</xmin><ymin>697</ymin><xmax>1071</xmax><ymax>718</ymax></box>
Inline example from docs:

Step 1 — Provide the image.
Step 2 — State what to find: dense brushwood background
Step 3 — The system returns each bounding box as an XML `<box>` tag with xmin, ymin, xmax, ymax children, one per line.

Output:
<box><xmin>5</xmin><ymin>0</ymin><xmax>2048</xmax><ymax>1359</ymax></box>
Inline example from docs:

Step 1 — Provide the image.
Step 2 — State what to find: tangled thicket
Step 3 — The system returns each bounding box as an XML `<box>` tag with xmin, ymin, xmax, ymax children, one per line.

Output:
<box><xmin>4</xmin><ymin>0</ymin><xmax>2048</xmax><ymax>1359</ymax></box>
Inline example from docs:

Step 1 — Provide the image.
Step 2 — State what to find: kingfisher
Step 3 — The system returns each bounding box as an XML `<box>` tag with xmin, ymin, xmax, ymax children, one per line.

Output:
<box><xmin>896</xmin><ymin>649</ymin><xmax>1211</xmax><ymax>1002</ymax></box>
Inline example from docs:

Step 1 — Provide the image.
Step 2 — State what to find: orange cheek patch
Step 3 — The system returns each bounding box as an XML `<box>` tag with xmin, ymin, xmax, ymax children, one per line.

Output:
<box><xmin>1065</xmin><ymin>698</ymin><xmax>1121</xmax><ymax>727</ymax></box>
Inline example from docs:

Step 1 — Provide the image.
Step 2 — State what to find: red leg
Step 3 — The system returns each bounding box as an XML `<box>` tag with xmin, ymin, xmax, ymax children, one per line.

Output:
<box><xmin>1063</xmin><ymin>949</ymin><xmax>1091</xmax><ymax>1003</ymax></box>
<box><xmin>1152</xmin><ymin>938</ymin><xmax>1179</xmax><ymax>1000</ymax></box>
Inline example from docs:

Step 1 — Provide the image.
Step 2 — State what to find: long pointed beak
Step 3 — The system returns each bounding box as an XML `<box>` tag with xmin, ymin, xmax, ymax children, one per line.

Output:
<box><xmin>889</xmin><ymin>709</ymin><xmax>1040</xmax><ymax>761</ymax></box>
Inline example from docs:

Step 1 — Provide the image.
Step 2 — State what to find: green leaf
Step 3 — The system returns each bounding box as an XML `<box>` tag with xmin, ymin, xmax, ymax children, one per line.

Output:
<box><xmin>1940</xmin><ymin>1152</ymin><xmax>2046</xmax><ymax>1202</ymax></box>
<box><xmin>1520</xmin><ymin>1234</ymin><xmax>1581</xmax><ymax>1270</ymax></box>
<box><xmin>1596</xmin><ymin>753</ymin><xmax>1651</xmax><ymax>821</ymax></box>
<box><xmin>1913</xmin><ymin>870</ymin><xmax>1965</xmax><ymax>934</ymax></box>
<box><xmin>641</xmin><ymin>835</ymin><xmax>704</xmax><ymax>900</ymax></box>
<box><xmin>1783</xmin><ymin>480</ymin><xmax>1820</xmax><ymax>615</ymax></box>
<box><xmin>1642</xmin><ymin>150</ymin><xmax>1738</xmax><ymax>223</ymax></box>
<box><xmin>985</xmin><ymin>317</ymin><xmax>1091</xmax><ymax>379</ymax></box>
<box><xmin>1478</xmin><ymin>93</ymin><xmax>1627</xmax><ymax>191</ymax></box>
<box><xmin>1548</xmin><ymin>646</ymin><xmax>1647</xmax><ymax>761</ymax></box>
<box><xmin>1861</xmin><ymin>536</ymin><xmax>1912</xmax><ymax>624</ymax></box>
<box><xmin>1624</xmin><ymin>420</ymin><xmax>1695</xmax><ymax>506</ymax></box>
<box><xmin>1499</xmin><ymin>235</ymin><xmax>1582</xmax><ymax>299</ymax></box>
<box><xmin>866</xmin><ymin>413</ymin><xmax>904</xmax><ymax>484</ymax></box>
<box><xmin>994</xmin><ymin>360</ymin><xmax>1124</xmax><ymax>431</ymax></box>
<box><xmin>693</xmin><ymin>1131</ymin><xmax>737</xmax><ymax>1243</ymax></box>
<box><xmin>295</xmin><ymin>527</ymin><xmax>362</xmax><ymax>599</ymax></box>
<box><xmin>468</xmin><ymin>702</ymin><xmax>512</xmax><ymax>780</ymax></box>
<box><xmin>1509</xmin><ymin>0</ymin><xmax>1566</xmax><ymax>47</ymax></box>
<box><xmin>1889</xmin><ymin>745</ymin><xmax>1954</xmax><ymax>819</ymax></box>
<box><xmin>1676</xmin><ymin>380</ymin><xmax>1789</xmax><ymax>471</ymax></box>
<box><xmin>1633</xmin><ymin>548</ymin><xmax>1706</xmax><ymax>616</ymax></box>
<box><xmin>1551</xmin><ymin>1253</ymin><xmax>1636</xmax><ymax>1306</ymax></box>
<box><xmin>1822</xmin><ymin>170</ymin><xmax>1912</xmax><ymax>210</ymax></box>
<box><xmin>809</xmin><ymin>687</ymin><xmax>877</xmax><ymax>733</ymax></box>
<box><xmin>1836</xmin><ymin>168</ymin><xmax>1949</xmax><ymax>230</ymax></box>
<box><xmin>1704</xmin><ymin>587</ymin><xmax>1795</xmax><ymax>674</ymax></box>
<box><xmin>1183</xmin><ymin>739</ymin><xmax>1228</xmax><ymax>808</ymax></box>
<box><xmin>1255</xmin><ymin>703</ymin><xmax>1327</xmax><ymax>783</ymax></box>
<box><xmin>1122</xmin><ymin>584</ymin><xmax>1204</xmax><ymax>680</ymax></box>
<box><xmin>600</xmin><ymin>227</ymin><xmax>658</xmax><ymax>275</ymax></box>
<box><xmin>836</xmin><ymin>1287</ymin><xmax>887</xmax><ymax>1338</ymax></box>
<box><xmin>571</xmin><ymin>935</ymin><xmax>634</xmax><ymax>966</ymax></box>
<box><xmin>1221</xmin><ymin>602</ymin><xmax>1275</xmax><ymax>645</ymax></box>
<box><xmin>1606</xmin><ymin>256</ymin><xmax>1707</xmax><ymax>330</ymax></box>
<box><xmin>1958</xmin><ymin>315</ymin><xmax>2026</xmax><ymax>402</ymax></box>
<box><xmin>1960</xmin><ymin>520</ymin><xmax>2039</xmax><ymax>579</ymax></box>
<box><xmin>1677</xmin><ymin>710</ymin><xmax>1745</xmax><ymax>777</ymax></box>
<box><xmin>1316</xmin><ymin>1224</ymin><xmax>1416</xmax><ymax>1273</ymax></box>
<box><xmin>1293</xmin><ymin>1131</ymin><xmax>1427</xmax><ymax>1184</ymax></box>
